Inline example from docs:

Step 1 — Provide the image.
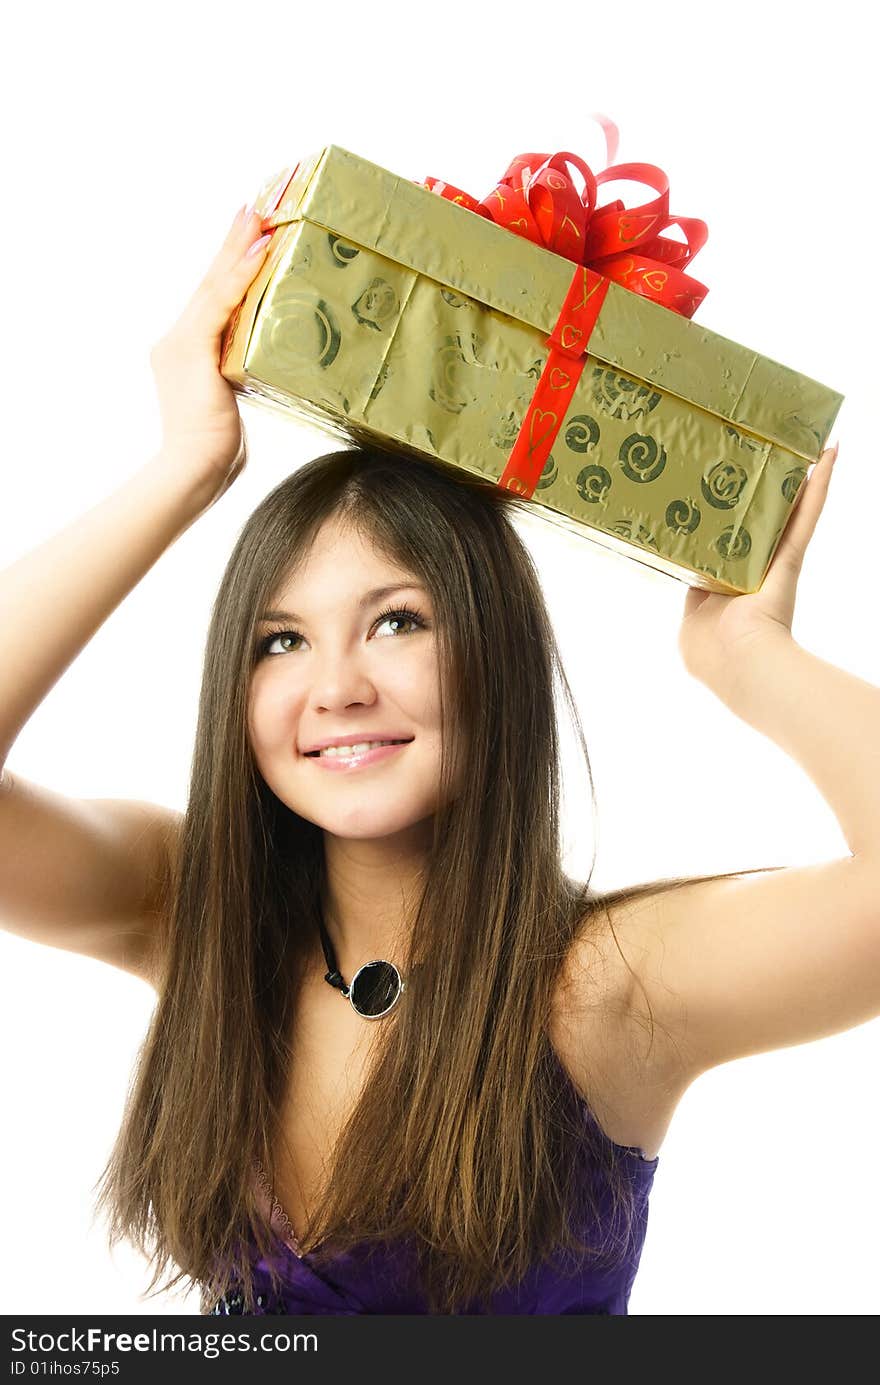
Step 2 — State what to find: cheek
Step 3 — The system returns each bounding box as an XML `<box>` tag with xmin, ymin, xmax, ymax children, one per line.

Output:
<box><xmin>247</xmin><ymin>679</ymin><xmax>299</xmax><ymax>757</ymax></box>
<box><xmin>396</xmin><ymin>655</ymin><xmax>443</xmax><ymax>721</ymax></box>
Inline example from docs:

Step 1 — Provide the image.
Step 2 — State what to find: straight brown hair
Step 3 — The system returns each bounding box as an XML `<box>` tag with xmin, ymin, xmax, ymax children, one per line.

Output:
<box><xmin>94</xmin><ymin>443</ymin><xmax>781</xmax><ymax>1313</ymax></box>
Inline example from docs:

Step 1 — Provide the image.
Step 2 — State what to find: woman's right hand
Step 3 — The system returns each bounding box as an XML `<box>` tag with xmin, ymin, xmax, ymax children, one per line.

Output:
<box><xmin>148</xmin><ymin>205</ymin><xmax>273</xmax><ymax>508</ymax></box>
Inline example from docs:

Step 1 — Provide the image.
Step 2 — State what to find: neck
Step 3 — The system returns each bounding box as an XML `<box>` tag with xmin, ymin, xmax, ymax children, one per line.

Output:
<box><xmin>317</xmin><ymin>821</ymin><xmax>431</xmax><ymax>980</ymax></box>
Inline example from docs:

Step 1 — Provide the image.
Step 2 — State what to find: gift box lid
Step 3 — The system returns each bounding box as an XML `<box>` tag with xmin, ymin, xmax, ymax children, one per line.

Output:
<box><xmin>257</xmin><ymin>145</ymin><xmax>843</xmax><ymax>463</ymax></box>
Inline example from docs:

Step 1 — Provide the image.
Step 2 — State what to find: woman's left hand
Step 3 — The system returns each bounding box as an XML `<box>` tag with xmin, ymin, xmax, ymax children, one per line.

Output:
<box><xmin>678</xmin><ymin>442</ymin><xmax>839</xmax><ymax>690</ymax></box>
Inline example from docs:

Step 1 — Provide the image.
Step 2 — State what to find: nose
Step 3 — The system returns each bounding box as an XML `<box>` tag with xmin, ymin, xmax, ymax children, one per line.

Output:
<box><xmin>306</xmin><ymin>645</ymin><xmax>377</xmax><ymax>713</ymax></box>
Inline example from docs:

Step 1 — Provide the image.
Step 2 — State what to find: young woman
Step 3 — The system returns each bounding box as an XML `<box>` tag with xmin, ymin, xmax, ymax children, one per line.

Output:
<box><xmin>1</xmin><ymin>207</ymin><xmax>876</xmax><ymax>1316</ymax></box>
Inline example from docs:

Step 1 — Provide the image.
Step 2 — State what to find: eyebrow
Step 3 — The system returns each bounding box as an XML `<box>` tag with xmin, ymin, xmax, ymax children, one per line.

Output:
<box><xmin>259</xmin><ymin>583</ymin><xmax>427</xmax><ymax>625</ymax></box>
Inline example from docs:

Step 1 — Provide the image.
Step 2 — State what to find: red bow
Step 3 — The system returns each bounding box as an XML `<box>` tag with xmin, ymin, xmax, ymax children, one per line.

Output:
<box><xmin>421</xmin><ymin>114</ymin><xmax>709</xmax><ymax>319</ymax></box>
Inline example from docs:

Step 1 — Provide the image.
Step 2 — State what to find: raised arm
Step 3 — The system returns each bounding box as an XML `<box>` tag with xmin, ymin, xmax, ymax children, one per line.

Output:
<box><xmin>0</xmin><ymin>204</ymin><xmax>273</xmax><ymax>987</ymax></box>
<box><xmin>561</xmin><ymin>444</ymin><xmax>880</xmax><ymax>1086</ymax></box>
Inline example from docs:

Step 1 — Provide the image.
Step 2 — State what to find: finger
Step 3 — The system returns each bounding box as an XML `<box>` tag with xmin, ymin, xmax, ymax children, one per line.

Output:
<box><xmin>177</xmin><ymin>216</ymin><xmax>274</xmax><ymax>342</ymax></box>
<box><xmin>684</xmin><ymin>584</ymin><xmax>710</xmax><ymax>612</ymax></box>
<box><xmin>200</xmin><ymin>204</ymin><xmax>269</xmax><ymax>286</ymax></box>
<box><xmin>773</xmin><ymin>445</ymin><xmax>836</xmax><ymax>565</ymax></box>
<box><xmin>214</xmin><ymin>204</ymin><xmax>265</xmax><ymax>272</ymax></box>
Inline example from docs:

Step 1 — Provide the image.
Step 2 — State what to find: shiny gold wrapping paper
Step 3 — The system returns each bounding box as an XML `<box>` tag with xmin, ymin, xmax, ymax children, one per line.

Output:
<box><xmin>221</xmin><ymin>146</ymin><xmax>844</xmax><ymax>594</ymax></box>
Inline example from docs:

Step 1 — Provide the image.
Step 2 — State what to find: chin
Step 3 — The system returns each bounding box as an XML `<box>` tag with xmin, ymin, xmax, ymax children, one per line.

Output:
<box><xmin>319</xmin><ymin>809</ymin><xmax>434</xmax><ymax>841</ymax></box>
<box><xmin>291</xmin><ymin>792</ymin><xmax>436</xmax><ymax>840</ymax></box>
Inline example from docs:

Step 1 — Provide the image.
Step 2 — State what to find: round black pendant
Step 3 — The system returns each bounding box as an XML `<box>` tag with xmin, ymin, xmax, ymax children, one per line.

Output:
<box><xmin>348</xmin><ymin>959</ymin><xmax>405</xmax><ymax>1019</ymax></box>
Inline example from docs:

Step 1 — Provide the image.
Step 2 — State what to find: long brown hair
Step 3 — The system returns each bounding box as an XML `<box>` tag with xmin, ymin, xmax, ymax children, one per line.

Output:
<box><xmin>94</xmin><ymin>442</ymin><xmax>782</xmax><ymax>1313</ymax></box>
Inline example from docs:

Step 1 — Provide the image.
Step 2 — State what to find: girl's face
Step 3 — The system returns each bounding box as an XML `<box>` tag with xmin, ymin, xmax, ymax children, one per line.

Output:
<box><xmin>247</xmin><ymin>513</ymin><xmax>448</xmax><ymax>842</ymax></box>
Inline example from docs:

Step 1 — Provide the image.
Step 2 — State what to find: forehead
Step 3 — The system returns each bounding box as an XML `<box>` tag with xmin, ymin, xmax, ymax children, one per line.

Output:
<box><xmin>268</xmin><ymin>514</ymin><xmax>424</xmax><ymax>611</ymax></box>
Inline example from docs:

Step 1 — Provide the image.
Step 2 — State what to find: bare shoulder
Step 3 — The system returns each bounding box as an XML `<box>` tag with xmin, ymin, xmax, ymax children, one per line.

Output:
<box><xmin>580</xmin><ymin>855</ymin><xmax>880</xmax><ymax>1077</ymax></box>
<box><xmin>80</xmin><ymin>795</ymin><xmax>185</xmax><ymax>993</ymax></box>
<box><xmin>0</xmin><ymin>768</ymin><xmax>185</xmax><ymax>992</ymax></box>
<box><xmin>127</xmin><ymin>801</ymin><xmax>185</xmax><ymax>990</ymax></box>
<box><xmin>550</xmin><ymin>884</ymin><xmax>698</xmax><ymax>1160</ymax></box>
<box><xmin>550</xmin><ymin>852</ymin><xmax>880</xmax><ymax>1155</ymax></box>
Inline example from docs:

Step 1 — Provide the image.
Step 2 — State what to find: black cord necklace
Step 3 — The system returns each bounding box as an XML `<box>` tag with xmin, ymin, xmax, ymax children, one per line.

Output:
<box><xmin>317</xmin><ymin>905</ymin><xmax>406</xmax><ymax>1020</ymax></box>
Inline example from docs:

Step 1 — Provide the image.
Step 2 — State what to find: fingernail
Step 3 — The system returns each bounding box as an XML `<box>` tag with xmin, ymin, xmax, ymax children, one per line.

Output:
<box><xmin>245</xmin><ymin>232</ymin><xmax>272</xmax><ymax>258</ymax></box>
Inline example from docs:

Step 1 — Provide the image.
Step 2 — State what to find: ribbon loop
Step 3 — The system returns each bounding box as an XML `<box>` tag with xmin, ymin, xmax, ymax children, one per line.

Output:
<box><xmin>422</xmin><ymin>118</ymin><xmax>709</xmax><ymax>319</ymax></box>
<box><xmin>418</xmin><ymin>117</ymin><xmax>710</xmax><ymax>504</ymax></box>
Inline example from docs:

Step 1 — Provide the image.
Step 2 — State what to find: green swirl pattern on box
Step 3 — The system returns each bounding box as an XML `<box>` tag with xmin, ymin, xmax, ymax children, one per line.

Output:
<box><xmin>220</xmin><ymin>146</ymin><xmax>844</xmax><ymax>594</ymax></box>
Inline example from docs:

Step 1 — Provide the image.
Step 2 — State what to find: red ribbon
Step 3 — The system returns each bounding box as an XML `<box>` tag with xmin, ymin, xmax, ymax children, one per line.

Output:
<box><xmin>421</xmin><ymin>114</ymin><xmax>710</xmax><ymax>498</ymax></box>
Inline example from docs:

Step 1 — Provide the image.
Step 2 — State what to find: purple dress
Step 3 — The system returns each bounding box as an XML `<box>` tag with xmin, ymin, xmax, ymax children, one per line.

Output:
<box><xmin>202</xmin><ymin>1050</ymin><xmax>659</xmax><ymax>1316</ymax></box>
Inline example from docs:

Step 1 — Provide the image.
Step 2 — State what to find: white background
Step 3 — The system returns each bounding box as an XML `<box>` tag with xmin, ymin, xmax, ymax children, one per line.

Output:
<box><xmin>0</xmin><ymin>0</ymin><xmax>876</xmax><ymax>1316</ymax></box>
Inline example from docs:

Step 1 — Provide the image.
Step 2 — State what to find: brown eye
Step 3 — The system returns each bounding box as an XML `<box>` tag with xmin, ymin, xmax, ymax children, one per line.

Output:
<box><xmin>257</xmin><ymin>628</ymin><xmax>303</xmax><ymax>658</ymax></box>
<box><xmin>372</xmin><ymin>606</ymin><xmax>426</xmax><ymax>637</ymax></box>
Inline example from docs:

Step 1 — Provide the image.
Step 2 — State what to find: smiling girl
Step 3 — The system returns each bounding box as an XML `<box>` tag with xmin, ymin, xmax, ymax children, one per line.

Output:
<box><xmin>1</xmin><ymin>205</ymin><xmax>877</xmax><ymax>1316</ymax></box>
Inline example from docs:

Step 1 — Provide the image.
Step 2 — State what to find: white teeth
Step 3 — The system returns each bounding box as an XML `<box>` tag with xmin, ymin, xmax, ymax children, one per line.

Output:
<box><xmin>317</xmin><ymin>739</ymin><xmax>404</xmax><ymax>758</ymax></box>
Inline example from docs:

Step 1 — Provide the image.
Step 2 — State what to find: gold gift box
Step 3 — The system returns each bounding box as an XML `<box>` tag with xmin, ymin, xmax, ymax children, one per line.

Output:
<box><xmin>220</xmin><ymin>146</ymin><xmax>844</xmax><ymax>594</ymax></box>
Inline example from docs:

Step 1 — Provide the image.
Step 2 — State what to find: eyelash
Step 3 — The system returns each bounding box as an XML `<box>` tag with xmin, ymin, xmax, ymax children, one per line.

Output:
<box><xmin>255</xmin><ymin>605</ymin><xmax>428</xmax><ymax>659</ymax></box>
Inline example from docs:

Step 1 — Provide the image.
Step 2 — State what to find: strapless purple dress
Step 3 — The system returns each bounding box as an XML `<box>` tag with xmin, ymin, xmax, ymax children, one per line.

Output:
<box><xmin>202</xmin><ymin>1052</ymin><xmax>659</xmax><ymax>1316</ymax></box>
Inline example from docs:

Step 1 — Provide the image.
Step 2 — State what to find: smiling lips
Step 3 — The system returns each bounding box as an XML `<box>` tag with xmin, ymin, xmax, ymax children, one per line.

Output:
<box><xmin>303</xmin><ymin>739</ymin><xmax>412</xmax><ymax>771</ymax></box>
